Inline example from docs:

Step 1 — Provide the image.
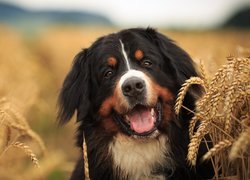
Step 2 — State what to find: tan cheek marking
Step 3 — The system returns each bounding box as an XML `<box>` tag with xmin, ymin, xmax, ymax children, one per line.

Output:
<box><xmin>107</xmin><ymin>56</ymin><xmax>117</xmax><ymax>67</ymax></box>
<box><xmin>147</xmin><ymin>79</ymin><xmax>175</xmax><ymax>122</ymax></box>
<box><xmin>135</xmin><ymin>49</ymin><xmax>144</xmax><ymax>61</ymax></box>
<box><xmin>144</xmin><ymin>77</ymin><xmax>158</xmax><ymax>106</ymax></box>
<box><xmin>154</xmin><ymin>84</ymin><xmax>174</xmax><ymax>103</ymax></box>
<box><xmin>99</xmin><ymin>96</ymin><xmax>115</xmax><ymax>117</ymax></box>
<box><xmin>99</xmin><ymin>86</ymin><xmax>129</xmax><ymax>117</ymax></box>
<box><xmin>153</xmin><ymin>83</ymin><xmax>175</xmax><ymax>125</ymax></box>
<box><xmin>145</xmin><ymin>77</ymin><xmax>174</xmax><ymax>106</ymax></box>
<box><xmin>101</xmin><ymin>117</ymin><xmax>119</xmax><ymax>132</ymax></box>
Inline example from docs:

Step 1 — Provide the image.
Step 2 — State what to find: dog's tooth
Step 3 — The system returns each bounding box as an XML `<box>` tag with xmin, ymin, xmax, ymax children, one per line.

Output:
<box><xmin>151</xmin><ymin>108</ymin><xmax>155</xmax><ymax>116</ymax></box>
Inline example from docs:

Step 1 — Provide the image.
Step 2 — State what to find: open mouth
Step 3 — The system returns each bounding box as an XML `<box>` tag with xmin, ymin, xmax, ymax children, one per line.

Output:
<box><xmin>113</xmin><ymin>101</ymin><xmax>162</xmax><ymax>138</ymax></box>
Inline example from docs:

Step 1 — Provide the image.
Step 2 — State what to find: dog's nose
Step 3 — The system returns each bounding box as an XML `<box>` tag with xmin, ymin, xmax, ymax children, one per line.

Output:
<box><xmin>122</xmin><ymin>77</ymin><xmax>145</xmax><ymax>97</ymax></box>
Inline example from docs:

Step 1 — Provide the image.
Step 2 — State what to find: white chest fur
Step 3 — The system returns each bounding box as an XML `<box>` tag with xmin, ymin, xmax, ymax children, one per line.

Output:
<box><xmin>109</xmin><ymin>134</ymin><xmax>174</xmax><ymax>180</ymax></box>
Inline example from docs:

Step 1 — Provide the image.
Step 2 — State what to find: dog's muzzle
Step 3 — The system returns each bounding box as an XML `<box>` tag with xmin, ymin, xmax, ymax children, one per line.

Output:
<box><xmin>113</xmin><ymin>101</ymin><xmax>162</xmax><ymax>138</ymax></box>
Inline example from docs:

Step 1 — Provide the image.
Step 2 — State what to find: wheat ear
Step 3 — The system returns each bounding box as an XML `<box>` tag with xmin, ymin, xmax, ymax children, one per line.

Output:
<box><xmin>202</xmin><ymin>139</ymin><xmax>232</xmax><ymax>161</ymax></box>
<box><xmin>175</xmin><ymin>77</ymin><xmax>205</xmax><ymax>115</ymax></box>
<box><xmin>83</xmin><ymin>133</ymin><xmax>90</xmax><ymax>180</ymax></box>
<box><xmin>12</xmin><ymin>141</ymin><xmax>40</xmax><ymax>168</ymax></box>
<box><xmin>229</xmin><ymin>127</ymin><xmax>250</xmax><ymax>160</ymax></box>
<box><xmin>187</xmin><ymin>121</ymin><xmax>210</xmax><ymax>166</ymax></box>
<box><xmin>199</xmin><ymin>60</ymin><xmax>209</xmax><ymax>89</ymax></box>
<box><xmin>3</xmin><ymin>120</ymin><xmax>46</xmax><ymax>154</ymax></box>
<box><xmin>189</xmin><ymin>116</ymin><xmax>199</xmax><ymax>138</ymax></box>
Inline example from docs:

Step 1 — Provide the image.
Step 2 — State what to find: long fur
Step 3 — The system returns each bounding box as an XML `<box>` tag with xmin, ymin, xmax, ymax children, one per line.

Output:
<box><xmin>58</xmin><ymin>28</ymin><xmax>214</xmax><ymax>180</ymax></box>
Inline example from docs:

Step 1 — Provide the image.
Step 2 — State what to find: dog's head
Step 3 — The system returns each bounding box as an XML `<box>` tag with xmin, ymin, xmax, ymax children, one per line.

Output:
<box><xmin>58</xmin><ymin>28</ymin><xmax>200</xmax><ymax>139</ymax></box>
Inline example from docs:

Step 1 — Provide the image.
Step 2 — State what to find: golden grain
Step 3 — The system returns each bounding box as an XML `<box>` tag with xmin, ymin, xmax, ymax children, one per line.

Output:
<box><xmin>12</xmin><ymin>141</ymin><xmax>40</xmax><ymax>168</ymax></box>
<box><xmin>1</xmin><ymin>27</ymin><xmax>250</xmax><ymax>179</ymax></box>
<box><xmin>198</xmin><ymin>60</ymin><xmax>209</xmax><ymax>89</ymax></box>
<box><xmin>0</xmin><ymin>100</ymin><xmax>46</xmax><ymax>154</ymax></box>
<box><xmin>0</xmin><ymin>126</ymin><xmax>8</xmax><ymax>153</ymax></box>
<box><xmin>83</xmin><ymin>133</ymin><xmax>90</xmax><ymax>180</ymax></box>
<box><xmin>0</xmin><ymin>98</ymin><xmax>45</xmax><ymax>172</ymax></box>
<box><xmin>175</xmin><ymin>77</ymin><xmax>205</xmax><ymax>115</ymax></box>
<box><xmin>202</xmin><ymin>139</ymin><xmax>232</xmax><ymax>161</ymax></box>
<box><xmin>189</xmin><ymin>116</ymin><xmax>199</xmax><ymax>138</ymax></box>
<box><xmin>229</xmin><ymin>127</ymin><xmax>250</xmax><ymax>160</ymax></box>
<box><xmin>187</xmin><ymin>122</ymin><xmax>210</xmax><ymax>165</ymax></box>
<box><xmin>178</xmin><ymin>56</ymin><xmax>249</xmax><ymax>179</ymax></box>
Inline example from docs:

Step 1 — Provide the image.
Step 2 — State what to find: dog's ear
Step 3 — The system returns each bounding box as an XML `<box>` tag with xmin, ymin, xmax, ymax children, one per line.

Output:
<box><xmin>57</xmin><ymin>49</ymin><xmax>90</xmax><ymax>125</ymax></box>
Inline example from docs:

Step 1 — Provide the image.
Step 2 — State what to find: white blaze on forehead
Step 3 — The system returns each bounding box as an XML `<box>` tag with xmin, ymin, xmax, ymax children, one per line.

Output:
<box><xmin>119</xmin><ymin>39</ymin><xmax>131</xmax><ymax>70</ymax></box>
<box><xmin>118</xmin><ymin>41</ymin><xmax>154</xmax><ymax>105</ymax></box>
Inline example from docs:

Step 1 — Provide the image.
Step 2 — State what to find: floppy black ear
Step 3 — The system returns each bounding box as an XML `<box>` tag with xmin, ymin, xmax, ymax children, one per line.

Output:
<box><xmin>57</xmin><ymin>49</ymin><xmax>90</xmax><ymax>125</ymax></box>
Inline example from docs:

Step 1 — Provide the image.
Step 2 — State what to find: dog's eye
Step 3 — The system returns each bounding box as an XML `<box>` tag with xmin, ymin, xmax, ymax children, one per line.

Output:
<box><xmin>142</xmin><ymin>60</ymin><xmax>152</xmax><ymax>68</ymax></box>
<box><xmin>104</xmin><ymin>70</ymin><xmax>113</xmax><ymax>78</ymax></box>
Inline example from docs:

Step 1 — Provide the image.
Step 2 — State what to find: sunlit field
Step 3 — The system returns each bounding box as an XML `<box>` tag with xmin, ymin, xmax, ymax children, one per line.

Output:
<box><xmin>0</xmin><ymin>25</ymin><xmax>249</xmax><ymax>179</ymax></box>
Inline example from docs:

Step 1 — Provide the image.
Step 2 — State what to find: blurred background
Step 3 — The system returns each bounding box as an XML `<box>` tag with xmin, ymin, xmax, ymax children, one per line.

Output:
<box><xmin>0</xmin><ymin>0</ymin><xmax>249</xmax><ymax>179</ymax></box>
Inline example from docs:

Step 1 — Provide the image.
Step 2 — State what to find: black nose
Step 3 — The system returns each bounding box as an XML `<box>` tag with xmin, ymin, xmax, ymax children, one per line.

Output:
<box><xmin>122</xmin><ymin>77</ymin><xmax>145</xmax><ymax>97</ymax></box>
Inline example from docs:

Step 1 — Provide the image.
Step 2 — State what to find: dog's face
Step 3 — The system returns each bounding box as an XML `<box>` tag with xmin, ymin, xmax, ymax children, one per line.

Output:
<box><xmin>58</xmin><ymin>28</ymin><xmax>199</xmax><ymax>139</ymax></box>
<box><xmin>95</xmin><ymin>36</ymin><xmax>176</xmax><ymax>138</ymax></box>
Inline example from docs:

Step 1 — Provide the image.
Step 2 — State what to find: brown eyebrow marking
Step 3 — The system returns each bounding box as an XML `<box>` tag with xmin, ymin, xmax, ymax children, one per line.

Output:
<box><xmin>107</xmin><ymin>56</ymin><xmax>117</xmax><ymax>67</ymax></box>
<box><xmin>135</xmin><ymin>49</ymin><xmax>144</xmax><ymax>61</ymax></box>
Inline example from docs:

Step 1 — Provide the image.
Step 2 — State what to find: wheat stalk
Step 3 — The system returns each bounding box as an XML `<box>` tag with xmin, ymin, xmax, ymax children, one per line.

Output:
<box><xmin>175</xmin><ymin>77</ymin><xmax>206</xmax><ymax>115</ymax></box>
<box><xmin>202</xmin><ymin>139</ymin><xmax>232</xmax><ymax>161</ymax></box>
<box><xmin>177</xmin><ymin>56</ymin><xmax>250</xmax><ymax>179</ymax></box>
<box><xmin>12</xmin><ymin>141</ymin><xmax>40</xmax><ymax>168</ymax></box>
<box><xmin>189</xmin><ymin>115</ymin><xmax>199</xmax><ymax>138</ymax></box>
<box><xmin>229</xmin><ymin>127</ymin><xmax>250</xmax><ymax>160</ymax></box>
<box><xmin>0</xmin><ymin>126</ymin><xmax>10</xmax><ymax>153</ymax></box>
<box><xmin>199</xmin><ymin>60</ymin><xmax>209</xmax><ymax>89</ymax></box>
<box><xmin>187</xmin><ymin>121</ymin><xmax>210</xmax><ymax>165</ymax></box>
<box><xmin>0</xmin><ymin>98</ymin><xmax>45</xmax><ymax>171</ymax></box>
<box><xmin>0</xmin><ymin>100</ymin><xmax>46</xmax><ymax>154</ymax></box>
<box><xmin>83</xmin><ymin>133</ymin><xmax>90</xmax><ymax>180</ymax></box>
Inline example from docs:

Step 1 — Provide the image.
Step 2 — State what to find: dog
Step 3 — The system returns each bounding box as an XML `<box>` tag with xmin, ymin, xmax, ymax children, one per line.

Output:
<box><xmin>58</xmin><ymin>28</ymin><xmax>214</xmax><ymax>180</ymax></box>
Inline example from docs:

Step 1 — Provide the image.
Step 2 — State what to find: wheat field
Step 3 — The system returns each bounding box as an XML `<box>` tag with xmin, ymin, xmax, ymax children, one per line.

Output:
<box><xmin>0</xmin><ymin>25</ymin><xmax>249</xmax><ymax>179</ymax></box>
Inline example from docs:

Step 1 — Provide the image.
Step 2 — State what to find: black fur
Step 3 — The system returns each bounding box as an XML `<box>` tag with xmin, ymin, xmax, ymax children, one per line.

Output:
<box><xmin>58</xmin><ymin>28</ymin><xmax>214</xmax><ymax>180</ymax></box>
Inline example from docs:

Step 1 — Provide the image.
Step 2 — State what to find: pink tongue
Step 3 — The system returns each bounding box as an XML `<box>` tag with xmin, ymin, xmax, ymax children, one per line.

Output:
<box><xmin>128</xmin><ymin>108</ymin><xmax>155</xmax><ymax>134</ymax></box>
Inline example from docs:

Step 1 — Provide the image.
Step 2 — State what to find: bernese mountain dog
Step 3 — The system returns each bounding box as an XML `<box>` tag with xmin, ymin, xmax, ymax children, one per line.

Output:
<box><xmin>58</xmin><ymin>28</ymin><xmax>214</xmax><ymax>180</ymax></box>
